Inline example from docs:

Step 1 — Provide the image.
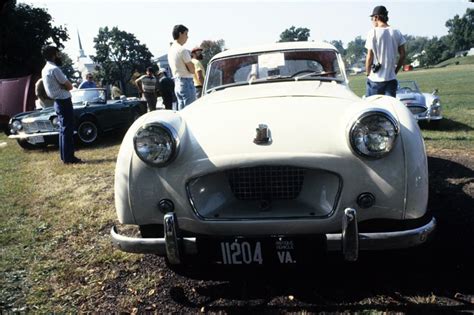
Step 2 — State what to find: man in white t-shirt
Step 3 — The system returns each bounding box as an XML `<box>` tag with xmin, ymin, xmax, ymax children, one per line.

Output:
<box><xmin>365</xmin><ymin>5</ymin><xmax>406</xmax><ymax>97</ymax></box>
<box><xmin>168</xmin><ymin>24</ymin><xmax>196</xmax><ymax>110</ymax></box>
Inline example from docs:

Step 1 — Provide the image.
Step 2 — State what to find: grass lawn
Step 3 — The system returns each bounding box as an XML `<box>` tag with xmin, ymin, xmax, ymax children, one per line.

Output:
<box><xmin>0</xmin><ymin>63</ymin><xmax>473</xmax><ymax>311</ymax></box>
<box><xmin>349</xmin><ymin>63</ymin><xmax>474</xmax><ymax>150</ymax></box>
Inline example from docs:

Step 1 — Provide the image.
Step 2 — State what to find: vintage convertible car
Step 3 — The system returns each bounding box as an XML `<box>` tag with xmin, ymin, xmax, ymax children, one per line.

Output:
<box><xmin>8</xmin><ymin>88</ymin><xmax>146</xmax><ymax>149</ymax></box>
<box><xmin>111</xmin><ymin>42</ymin><xmax>435</xmax><ymax>268</ymax></box>
<box><xmin>396</xmin><ymin>80</ymin><xmax>442</xmax><ymax>125</ymax></box>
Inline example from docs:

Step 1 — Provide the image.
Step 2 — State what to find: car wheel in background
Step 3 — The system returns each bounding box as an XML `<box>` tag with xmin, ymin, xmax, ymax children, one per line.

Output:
<box><xmin>16</xmin><ymin>139</ymin><xmax>37</xmax><ymax>150</ymax></box>
<box><xmin>77</xmin><ymin>120</ymin><xmax>99</xmax><ymax>145</ymax></box>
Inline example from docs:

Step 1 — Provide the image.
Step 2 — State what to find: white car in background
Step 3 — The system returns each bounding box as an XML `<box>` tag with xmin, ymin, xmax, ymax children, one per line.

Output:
<box><xmin>111</xmin><ymin>42</ymin><xmax>435</xmax><ymax>270</ymax></box>
<box><xmin>396</xmin><ymin>80</ymin><xmax>442</xmax><ymax>126</ymax></box>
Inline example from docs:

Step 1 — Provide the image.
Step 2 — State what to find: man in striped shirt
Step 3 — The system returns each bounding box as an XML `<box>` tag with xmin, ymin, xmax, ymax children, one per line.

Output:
<box><xmin>41</xmin><ymin>46</ymin><xmax>82</xmax><ymax>164</ymax></box>
<box><xmin>135</xmin><ymin>67</ymin><xmax>158</xmax><ymax>112</ymax></box>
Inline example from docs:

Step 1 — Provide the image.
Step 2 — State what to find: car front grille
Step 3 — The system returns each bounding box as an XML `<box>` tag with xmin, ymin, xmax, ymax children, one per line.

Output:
<box><xmin>407</xmin><ymin>105</ymin><xmax>427</xmax><ymax>115</ymax></box>
<box><xmin>23</xmin><ymin>121</ymin><xmax>55</xmax><ymax>133</ymax></box>
<box><xmin>225</xmin><ymin>166</ymin><xmax>305</xmax><ymax>200</ymax></box>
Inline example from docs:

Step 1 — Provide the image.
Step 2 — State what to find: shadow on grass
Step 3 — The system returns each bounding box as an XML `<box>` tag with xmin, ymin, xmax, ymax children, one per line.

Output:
<box><xmin>157</xmin><ymin>156</ymin><xmax>474</xmax><ymax>313</ymax></box>
<box><xmin>420</xmin><ymin>118</ymin><xmax>473</xmax><ymax>132</ymax></box>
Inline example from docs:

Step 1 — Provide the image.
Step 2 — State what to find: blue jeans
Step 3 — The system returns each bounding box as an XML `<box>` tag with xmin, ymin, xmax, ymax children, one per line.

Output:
<box><xmin>174</xmin><ymin>77</ymin><xmax>196</xmax><ymax>110</ymax></box>
<box><xmin>366</xmin><ymin>79</ymin><xmax>398</xmax><ymax>97</ymax></box>
<box><xmin>54</xmin><ymin>98</ymin><xmax>75</xmax><ymax>162</ymax></box>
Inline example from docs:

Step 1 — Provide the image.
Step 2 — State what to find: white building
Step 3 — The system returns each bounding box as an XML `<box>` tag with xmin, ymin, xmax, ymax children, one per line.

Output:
<box><xmin>76</xmin><ymin>31</ymin><xmax>97</xmax><ymax>80</ymax></box>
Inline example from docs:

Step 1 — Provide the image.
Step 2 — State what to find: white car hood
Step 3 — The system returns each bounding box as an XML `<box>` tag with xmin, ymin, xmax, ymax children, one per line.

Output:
<box><xmin>179</xmin><ymin>81</ymin><xmax>375</xmax><ymax>159</ymax></box>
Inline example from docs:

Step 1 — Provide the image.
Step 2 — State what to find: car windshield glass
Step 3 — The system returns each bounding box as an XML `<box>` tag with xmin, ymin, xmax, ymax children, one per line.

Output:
<box><xmin>397</xmin><ymin>81</ymin><xmax>419</xmax><ymax>93</ymax></box>
<box><xmin>205</xmin><ymin>49</ymin><xmax>344</xmax><ymax>93</ymax></box>
<box><xmin>71</xmin><ymin>89</ymin><xmax>106</xmax><ymax>104</ymax></box>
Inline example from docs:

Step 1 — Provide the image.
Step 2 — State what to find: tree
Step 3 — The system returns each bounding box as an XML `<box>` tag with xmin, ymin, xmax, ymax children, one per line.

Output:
<box><xmin>329</xmin><ymin>40</ymin><xmax>345</xmax><ymax>55</ymax></box>
<box><xmin>199</xmin><ymin>39</ymin><xmax>225</xmax><ymax>69</ymax></box>
<box><xmin>0</xmin><ymin>0</ymin><xmax>69</xmax><ymax>78</ymax></box>
<box><xmin>345</xmin><ymin>36</ymin><xmax>366</xmax><ymax>66</ymax></box>
<box><xmin>419</xmin><ymin>36</ymin><xmax>451</xmax><ymax>67</ymax></box>
<box><xmin>92</xmin><ymin>26</ymin><xmax>153</xmax><ymax>95</ymax></box>
<box><xmin>278</xmin><ymin>26</ymin><xmax>310</xmax><ymax>42</ymax></box>
<box><xmin>445</xmin><ymin>8</ymin><xmax>474</xmax><ymax>53</ymax></box>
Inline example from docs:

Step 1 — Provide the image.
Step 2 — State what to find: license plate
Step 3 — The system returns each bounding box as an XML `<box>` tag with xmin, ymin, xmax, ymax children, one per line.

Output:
<box><xmin>196</xmin><ymin>236</ymin><xmax>327</xmax><ymax>265</ymax></box>
<box><xmin>28</xmin><ymin>136</ymin><xmax>44</xmax><ymax>144</ymax></box>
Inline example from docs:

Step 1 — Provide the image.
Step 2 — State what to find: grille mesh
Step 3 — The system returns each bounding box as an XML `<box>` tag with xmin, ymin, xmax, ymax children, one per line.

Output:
<box><xmin>23</xmin><ymin>121</ymin><xmax>55</xmax><ymax>133</ymax></box>
<box><xmin>226</xmin><ymin>166</ymin><xmax>305</xmax><ymax>200</ymax></box>
<box><xmin>407</xmin><ymin>105</ymin><xmax>427</xmax><ymax>115</ymax></box>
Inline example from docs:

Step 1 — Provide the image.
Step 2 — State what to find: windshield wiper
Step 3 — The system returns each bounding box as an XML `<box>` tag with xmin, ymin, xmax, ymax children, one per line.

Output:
<box><xmin>292</xmin><ymin>71</ymin><xmax>337</xmax><ymax>80</ymax></box>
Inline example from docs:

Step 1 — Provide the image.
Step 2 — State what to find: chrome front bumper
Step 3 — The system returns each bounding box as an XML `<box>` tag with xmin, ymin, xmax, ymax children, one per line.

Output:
<box><xmin>111</xmin><ymin>208</ymin><xmax>436</xmax><ymax>263</ymax></box>
<box><xmin>9</xmin><ymin>131</ymin><xmax>59</xmax><ymax>139</ymax></box>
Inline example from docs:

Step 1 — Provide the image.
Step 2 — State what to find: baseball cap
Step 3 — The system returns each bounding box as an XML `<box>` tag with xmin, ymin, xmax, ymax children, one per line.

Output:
<box><xmin>370</xmin><ymin>5</ymin><xmax>388</xmax><ymax>17</ymax></box>
<box><xmin>192</xmin><ymin>47</ymin><xmax>203</xmax><ymax>53</ymax></box>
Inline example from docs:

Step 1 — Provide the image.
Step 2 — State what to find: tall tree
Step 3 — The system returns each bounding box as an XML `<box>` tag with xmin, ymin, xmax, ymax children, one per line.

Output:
<box><xmin>445</xmin><ymin>8</ymin><xmax>474</xmax><ymax>53</ymax></box>
<box><xmin>278</xmin><ymin>26</ymin><xmax>310</xmax><ymax>42</ymax></box>
<box><xmin>0</xmin><ymin>0</ymin><xmax>69</xmax><ymax>78</ymax></box>
<box><xmin>199</xmin><ymin>39</ymin><xmax>226</xmax><ymax>69</ymax></box>
<box><xmin>92</xmin><ymin>26</ymin><xmax>153</xmax><ymax>94</ymax></box>
<box><xmin>419</xmin><ymin>36</ymin><xmax>451</xmax><ymax>66</ymax></box>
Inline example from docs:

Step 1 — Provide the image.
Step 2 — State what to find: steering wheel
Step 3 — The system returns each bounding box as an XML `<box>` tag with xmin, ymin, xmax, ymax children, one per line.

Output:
<box><xmin>291</xmin><ymin>70</ymin><xmax>337</xmax><ymax>78</ymax></box>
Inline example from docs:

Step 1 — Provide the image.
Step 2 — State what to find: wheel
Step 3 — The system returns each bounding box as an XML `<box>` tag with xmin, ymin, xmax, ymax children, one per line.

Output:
<box><xmin>17</xmin><ymin>139</ymin><xmax>37</xmax><ymax>150</ymax></box>
<box><xmin>77</xmin><ymin>120</ymin><xmax>99</xmax><ymax>145</ymax></box>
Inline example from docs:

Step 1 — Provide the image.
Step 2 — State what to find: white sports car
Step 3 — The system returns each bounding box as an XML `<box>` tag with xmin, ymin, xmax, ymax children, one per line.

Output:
<box><xmin>396</xmin><ymin>80</ymin><xmax>442</xmax><ymax>125</ymax></box>
<box><xmin>111</xmin><ymin>42</ymin><xmax>435</xmax><ymax>268</ymax></box>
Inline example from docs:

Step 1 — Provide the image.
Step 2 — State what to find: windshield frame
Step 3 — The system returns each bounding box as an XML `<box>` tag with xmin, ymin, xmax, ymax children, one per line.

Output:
<box><xmin>204</xmin><ymin>48</ymin><xmax>348</xmax><ymax>94</ymax></box>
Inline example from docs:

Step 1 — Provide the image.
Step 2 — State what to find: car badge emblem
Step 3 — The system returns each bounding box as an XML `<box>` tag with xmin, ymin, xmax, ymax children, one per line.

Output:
<box><xmin>254</xmin><ymin>124</ymin><xmax>271</xmax><ymax>145</ymax></box>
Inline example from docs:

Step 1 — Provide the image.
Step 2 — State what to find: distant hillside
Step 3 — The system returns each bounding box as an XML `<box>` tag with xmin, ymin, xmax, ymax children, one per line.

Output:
<box><xmin>435</xmin><ymin>55</ymin><xmax>474</xmax><ymax>67</ymax></box>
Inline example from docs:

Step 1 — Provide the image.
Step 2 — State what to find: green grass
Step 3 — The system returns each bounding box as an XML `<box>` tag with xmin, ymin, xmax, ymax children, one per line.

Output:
<box><xmin>349</xmin><ymin>64</ymin><xmax>474</xmax><ymax>150</ymax></box>
<box><xmin>0</xmin><ymin>136</ymin><xmax>144</xmax><ymax>311</ymax></box>
<box><xmin>435</xmin><ymin>55</ymin><xmax>474</xmax><ymax>67</ymax></box>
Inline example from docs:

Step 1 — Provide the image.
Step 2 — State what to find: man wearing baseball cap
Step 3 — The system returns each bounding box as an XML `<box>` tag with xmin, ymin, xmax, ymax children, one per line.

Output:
<box><xmin>191</xmin><ymin>47</ymin><xmax>206</xmax><ymax>99</ymax></box>
<box><xmin>365</xmin><ymin>5</ymin><xmax>406</xmax><ymax>97</ymax></box>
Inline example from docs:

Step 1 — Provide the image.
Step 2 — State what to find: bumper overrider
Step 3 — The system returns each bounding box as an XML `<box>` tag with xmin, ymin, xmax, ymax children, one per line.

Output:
<box><xmin>111</xmin><ymin>208</ymin><xmax>436</xmax><ymax>263</ymax></box>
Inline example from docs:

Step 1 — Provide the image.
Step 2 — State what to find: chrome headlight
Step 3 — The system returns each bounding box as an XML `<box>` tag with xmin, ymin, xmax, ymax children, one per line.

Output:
<box><xmin>133</xmin><ymin>123</ymin><xmax>179</xmax><ymax>167</ymax></box>
<box><xmin>51</xmin><ymin>116</ymin><xmax>60</xmax><ymax>129</ymax></box>
<box><xmin>350</xmin><ymin>111</ymin><xmax>399</xmax><ymax>159</ymax></box>
<box><xmin>11</xmin><ymin>120</ymin><xmax>23</xmax><ymax>131</ymax></box>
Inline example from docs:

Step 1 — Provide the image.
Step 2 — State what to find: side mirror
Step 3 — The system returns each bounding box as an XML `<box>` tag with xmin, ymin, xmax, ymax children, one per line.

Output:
<box><xmin>432</xmin><ymin>89</ymin><xmax>439</xmax><ymax>95</ymax></box>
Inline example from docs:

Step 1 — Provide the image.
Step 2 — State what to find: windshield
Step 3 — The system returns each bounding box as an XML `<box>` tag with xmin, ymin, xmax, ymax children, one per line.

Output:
<box><xmin>71</xmin><ymin>89</ymin><xmax>106</xmax><ymax>104</ymax></box>
<box><xmin>205</xmin><ymin>49</ymin><xmax>344</xmax><ymax>93</ymax></box>
<box><xmin>397</xmin><ymin>81</ymin><xmax>420</xmax><ymax>93</ymax></box>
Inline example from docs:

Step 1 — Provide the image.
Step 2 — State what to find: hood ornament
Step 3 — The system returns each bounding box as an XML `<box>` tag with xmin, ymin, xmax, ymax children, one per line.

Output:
<box><xmin>254</xmin><ymin>124</ymin><xmax>271</xmax><ymax>145</ymax></box>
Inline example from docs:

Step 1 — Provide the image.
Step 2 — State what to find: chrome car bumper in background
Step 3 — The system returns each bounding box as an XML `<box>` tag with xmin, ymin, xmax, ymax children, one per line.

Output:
<box><xmin>111</xmin><ymin>208</ymin><xmax>436</xmax><ymax>263</ymax></box>
<box><xmin>9</xmin><ymin>131</ymin><xmax>60</xmax><ymax>139</ymax></box>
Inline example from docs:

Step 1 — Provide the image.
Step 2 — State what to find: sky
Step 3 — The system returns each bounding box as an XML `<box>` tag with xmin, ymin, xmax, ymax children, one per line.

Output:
<box><xmin>19</xmin><ymin>0</ymin><xmax>473</xmax><ymax>64</ymax></box>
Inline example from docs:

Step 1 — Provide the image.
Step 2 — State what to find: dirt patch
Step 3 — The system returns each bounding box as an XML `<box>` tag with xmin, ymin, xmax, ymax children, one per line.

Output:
<box><xmin>97</xmin><ymin>149</ymin><xmax>474</xmax><ymax>313</ymax></box>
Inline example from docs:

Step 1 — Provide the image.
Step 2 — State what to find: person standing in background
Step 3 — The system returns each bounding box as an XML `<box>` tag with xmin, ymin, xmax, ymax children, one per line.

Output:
<box><xmin>191</xmin><ymin>47</ymin><xmax>206</xmax><ymax>99</ymax></box>
<box><xmin>78</xmin><ymin>73</ymin><xmax>97</xmax><ymax>89</ymax></box>
<box><xmin>365</xmin><ymin>5</ymin><xmax>406</xmax><ymax>97</ymax></box>
<box><xmin>41</xmin><ymin>46</ymin><xmax>82</xmax><ymax>164</ymax></box>
<box><xmin>157</xmin><ymin>69</ymin><xmax>176</xmax><ymax>110</ymax></box>
<box><xmin>135</xmin><ymin>67</ymin><xmax>158</xmax><ymax>111</ymax></box>
<box><xmin>168</xmin><ymin>24</ymin><xmax>196</xmax><ymax>110</ymax></box>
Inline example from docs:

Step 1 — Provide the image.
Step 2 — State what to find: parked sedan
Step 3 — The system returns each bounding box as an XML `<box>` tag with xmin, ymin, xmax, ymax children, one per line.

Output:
<box><xmin>111</xmin><ymin>42</ymin><xmax>435</xmax><ymax>270</ymax></box>
<box><xmin>396</xmin><ymin>80</ymin><xmax>442</xmax><ymax>125</ymax></box>
<box><xmin>8</xmin><ymin>88</ymin><xmax>147</xmax><ymax>149</ymax></box>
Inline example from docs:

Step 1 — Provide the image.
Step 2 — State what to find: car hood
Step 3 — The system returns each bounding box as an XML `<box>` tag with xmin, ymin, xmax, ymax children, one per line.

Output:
<box><xmin>178</xmin><ymin>81</ymin><xmax>387</xmax><ymax>158</ymax></box>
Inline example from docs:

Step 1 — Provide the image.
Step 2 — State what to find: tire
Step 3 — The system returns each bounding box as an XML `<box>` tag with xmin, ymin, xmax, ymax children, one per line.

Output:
<box><xmin>17</xmin><ymin>139</ymin><xmax>37</xmax><ymax>150</ymax></box>
<box><xmin>77</xmin><ymin>120</ymin><xmax>99</xmax><ymax>145</ymax></box>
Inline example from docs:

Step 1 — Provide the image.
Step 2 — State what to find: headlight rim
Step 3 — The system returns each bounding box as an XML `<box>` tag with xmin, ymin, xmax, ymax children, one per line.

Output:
<box><xmin>349</xmin><ymin>110</ymin><xmax>399</xmax><ymax>159</ymax></box>
<box><xmin>133</xmin><ymin>122</ymin><xmax>180</xmax><ymax>167</ymax></box>
<box><xmin>11</xmin><ymin>119</ymin><xmax>23</xmax><ymax>131</ymax></box>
